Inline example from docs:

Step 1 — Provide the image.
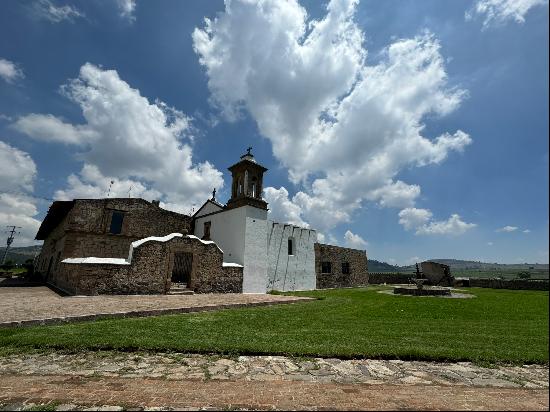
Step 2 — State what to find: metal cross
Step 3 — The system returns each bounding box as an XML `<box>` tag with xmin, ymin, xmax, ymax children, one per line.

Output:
<box><xmin>246</xmin><ymin>146</ymin><xmax>252</xmax><ymax>155</ymax></box>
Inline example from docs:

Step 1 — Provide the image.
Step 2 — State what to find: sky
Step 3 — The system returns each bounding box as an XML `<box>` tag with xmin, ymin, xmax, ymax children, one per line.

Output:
<box><xmin>0</xmin><ymin>0</ymin><xmax>548</xmax><ymax>265</ymax></box>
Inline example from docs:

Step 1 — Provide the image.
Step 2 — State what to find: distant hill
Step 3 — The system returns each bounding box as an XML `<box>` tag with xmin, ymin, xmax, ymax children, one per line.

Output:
<box><xmin>0</xmin><ymin>245</ymin><xmax>42</xmax><ymax>265</ymax></box>
<box><xmin>367</xmin><ymin>259</ymin><xmax>400</xmax><ymax>272</ymax></box>
<box><xmin>399</xmin><ymin>259</ymin><xmax>549</xmax><ymax>272</ymax></box>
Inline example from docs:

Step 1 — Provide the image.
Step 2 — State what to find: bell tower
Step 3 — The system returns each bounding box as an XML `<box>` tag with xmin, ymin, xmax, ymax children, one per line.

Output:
<box><xmin>226</xmin><ymin>147</ymin><xmax>268</xmax><ymax>210</ymax></box>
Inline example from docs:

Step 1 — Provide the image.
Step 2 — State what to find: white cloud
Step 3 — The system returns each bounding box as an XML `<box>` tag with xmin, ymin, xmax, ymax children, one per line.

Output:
<box><xmin>487</xmin><ymin>241</ymin><xmax>494</xmax><ymax>245</ymax></box>
<box><xmin>398</xmin><ymin>208</ymin><xmax>432</xmax><ymax>231</ymax></box>
<box><xmin>0</xmin><ymin>141</ymin><xmax>36</xmax><ymax>192</ymax></box>
<box><xmin>415</xmin><ymin>214</ymin><xmax>477</xmax><ymax>235</ymax></box>
<box><xmin>13</xmin><ymin>114</ymin><xmax>98</xmax><ymax>145</ymax></box>
<box><xmin>399</xmin><ymin>207</ymin><xmax>476</xmax><ymax>235</ymax></box>
<box><xmin>366</xmin><ymin>181</ymin><xmax>421</xmax><ymax>209</ymax></box>
<box><xmin>316</xmin><ymin>232</ymin><xmax>326</xmax><ymax>243</ymax></box>
<box><xmin>523</xmin><ymin>229</ymin><xmax>531</xmax><ymax>233</ymax></box>
<box><xmin>466</xmin><ymin>0</ymin><xmax>548</xmax><ymax>28</ymax></box>
<box><xmin>33</xmin><ymin>0</ymin><xmax>84</xmax><ymax>23</ymax></box>
<box><xmin>344</xmin><ymin>229</ymin><xmax>367</xmax><ymax>249</ymax></box>
<box><xmin>194</xmin><ymin>0</ymin><xmax>471</xmax><ymax>232</ymax></box>
<box><xmin>116</xmin><ymin>0</ymin><xmax>137</xmax><ymax>22</ymax></box>
<box><xmin>0</xmin><ymin>141</ymin><xmax>41</xmax><ymax>246</ymax></box>
<box><xmin>264</xmin><ymin>187</ymin><xmax>309</xmax><ymax>228</ymax></box>
<box><xmin>18</xmin><ymin>63</ymin><xmax>224</xmax><ymax>213</ymax></box>
<box><xmin>496</xmin><ymin>225</ymin><xmax>518</xmax><ymax>232</ymax></box>
<box><xmin>0</xmin><ymin>58</ymin><xmax>24</xmax><ymax>84</ymax></box>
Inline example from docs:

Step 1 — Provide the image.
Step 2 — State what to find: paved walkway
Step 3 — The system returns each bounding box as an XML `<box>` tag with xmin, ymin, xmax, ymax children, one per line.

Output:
<box><xmin>0</xmin><ymin>287</ymin><xmax>312</xmax><ymax>327</ymax></box>
<box><xmin>0</xmin><ymin>352</ymin><xmax>548</xmax><ymax>410</ymax></box>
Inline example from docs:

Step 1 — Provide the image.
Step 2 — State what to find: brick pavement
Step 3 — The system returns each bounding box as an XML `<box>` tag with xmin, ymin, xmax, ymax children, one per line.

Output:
<box><xmin>0</xmin><ymin>374</ymin><xmax>548</xmax><ymax>411</ymax></box>
<box><xmin>0</xmin><ymin>352</ymin><xmax>548</xmax><ymax>410</ymax></box>
<box><xmin>0</xmin><ymin>287</ymin><xmax>312</xmax><ymax>327</ymax></box>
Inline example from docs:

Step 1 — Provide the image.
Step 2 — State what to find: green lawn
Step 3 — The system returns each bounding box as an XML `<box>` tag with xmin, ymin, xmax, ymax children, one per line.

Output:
<box><xmin>0</xmin><ymin>287</ymin><xmax>548</xmax><ymax>364</ymax></box>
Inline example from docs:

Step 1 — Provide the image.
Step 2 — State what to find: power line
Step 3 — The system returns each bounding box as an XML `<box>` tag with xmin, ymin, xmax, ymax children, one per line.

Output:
<box><xmin>1</xmin><ymin>225</ymin><xmax>21</xmax><ymax>265</ymax></box>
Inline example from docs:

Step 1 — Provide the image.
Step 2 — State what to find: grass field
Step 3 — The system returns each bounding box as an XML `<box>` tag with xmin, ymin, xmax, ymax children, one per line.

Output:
<box><xmin>0</xmin><ymin>287</ymin><xmax>547</xmax><ymax>364</ymax></box>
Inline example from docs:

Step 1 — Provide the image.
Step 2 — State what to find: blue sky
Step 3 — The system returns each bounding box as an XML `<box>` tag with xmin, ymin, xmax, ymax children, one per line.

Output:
<box><xmin>0</xmin><ymin>0</ymin><xmax>548</xmax><ymax>265</ymax></box>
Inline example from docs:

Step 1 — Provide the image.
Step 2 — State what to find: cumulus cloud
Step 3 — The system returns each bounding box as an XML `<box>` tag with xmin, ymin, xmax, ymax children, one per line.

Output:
<box><xmin>466</xmin><ymin>0</ymin><xmax>548</xmax><ymax>28</ymax></box>
<box><xmin>16</xmin><ymin>63</ymin><xmax>224</xmax><ymax>213</ymax></box>
<box><xmin>0</xmin><ymin>58</ymin><xmax>24</xmax><ymax>84</ymax></box>
<box><xmin>496</xmin><ymin>225</ymin><xmax>518</xmax><ymax>232</ymax></box>
<box><xmin>264</xmin><ymin>187</ymin><xmax>309</xmax><ymax>228</ymax></box>
<box><xmin>194</xmin><ymin>0</ymin><xmax>471</xmax><ymax>232</ymax></box>
<box><xmin>0</xmin><ymin>141</ymin><xmax>41</xmax><ymax>246</ymax></box>
<box><xmin>344</xmin><ymin>229</ymin><xmax>367</xmax><ymax>249</ymax></box>
<box><xmin>13</xmin><ymin>114</ymin><xmax>98</xmax><ymax>145</ymax></box>
<box><xmin>116</xmin><ymin>0</ymin><xmax>137</xmax><ymax>22</ymax></box>
<box><xmin>399</xmin><ymin>207</ymin><xmax>476</xmax><ymax>235</ymax></box>
<box><xmin>33</xmin><ymin>0</ymin><xmax>84</xmax><ymax>23</ymax></box>
<box><xmin>398</xmin><ymin>208</ymin><xmax>432</xmax><ymax>231</ymax></box>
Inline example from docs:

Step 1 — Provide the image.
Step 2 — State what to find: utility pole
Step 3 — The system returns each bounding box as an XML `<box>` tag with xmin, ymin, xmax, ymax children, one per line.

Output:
<box><xmin>1</xmin><ymin>226</ymin><xmax>21</xmax><ymax>265</ymax></box>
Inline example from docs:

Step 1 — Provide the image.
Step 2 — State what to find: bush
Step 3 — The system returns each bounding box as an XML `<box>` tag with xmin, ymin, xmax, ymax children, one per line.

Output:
<box><xmin>517</xmin><ymin>271</ymin><xmax>531</xmax><ymax>280</ymax></box>
<box><xmin>0</xmin><ymin>259</ymin><xmax>15</xmax><ymax>270</ymax></box>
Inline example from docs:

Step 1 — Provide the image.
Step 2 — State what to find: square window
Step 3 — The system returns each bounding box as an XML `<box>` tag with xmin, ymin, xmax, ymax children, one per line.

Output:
<box><xmin>342</xmin><ymin>262</ymin><xmax>350</xmax><ymax>275</ymax></box>
<box><xmin>288</xmin><ymin>237</ymin><xmax>294</xmax><ymax>255</ymax></box>
<box><xmin>321</xmin><ymin>261</ymin><xmax>331</xmax><ymax>274</ymax></box>
<box><xmin>109</xmin><ymin>211</ymin><xmax>124</xmax><ymax>234</ymax></box>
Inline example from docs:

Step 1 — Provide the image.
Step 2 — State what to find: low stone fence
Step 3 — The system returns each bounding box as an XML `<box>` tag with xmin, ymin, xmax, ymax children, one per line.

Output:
<box><xmin>56</xmin><ymin>234</ymin><xmax>240</xmax><ymax>295</ymax></box>
<box><xmin>467</xmin><ymin>278</ymin><xmax>549</xmax><ymax>291</ymax></box>
<box><xmin>368</xmin><ymin>272</ymin><xmax>412</xmax><ymax>284</ymax></box>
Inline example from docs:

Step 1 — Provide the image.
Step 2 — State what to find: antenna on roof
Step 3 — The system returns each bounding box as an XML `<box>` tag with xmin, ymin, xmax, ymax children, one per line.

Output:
<box><xmin>107</xmin><ymin>180</ymin><xmax>114</xmax><ymax>198</ymax></box>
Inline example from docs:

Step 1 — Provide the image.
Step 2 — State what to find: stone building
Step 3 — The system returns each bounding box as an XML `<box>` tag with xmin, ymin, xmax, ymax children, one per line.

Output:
<box><xmin>35</xmin><ymin>150</ymin><xmax>368</xmax><ymax>295</ymax></box>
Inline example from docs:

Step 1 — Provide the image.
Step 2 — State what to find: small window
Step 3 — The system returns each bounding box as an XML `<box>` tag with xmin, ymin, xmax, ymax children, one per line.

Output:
<box><xmin>203</xmin><ymin>221</ymin><xmax>211</xmax><ymax>240</ymax></box>
<box><xmin>288</xmin><ymin>237</ymin><xmax>294</xmax><ymax>255</ymax></box>
<box><xmin>342</xmin><ymin>262</ymin><xmax>350</xmax><ymax>275</ymax></box>
<box><xmin>109</xmin><ymin>211</ymin><xmax>124</xmax><ymax>234</ymax></box>
<box><xmin>321</xmin><ymin>261</ymin><xmax>332</xmax><ymax>274</ymax></box>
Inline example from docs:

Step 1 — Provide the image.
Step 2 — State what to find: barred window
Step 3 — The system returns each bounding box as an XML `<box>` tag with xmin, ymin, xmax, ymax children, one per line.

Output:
<box><xmin>321</xmin><ymin>262</ymin><xmax>332</xmax><ymax>274</ymax></box>
<box><xmin>342</xmin><ymin>262</ymin><xmax>350</xmax><ymax>275</ymax></box>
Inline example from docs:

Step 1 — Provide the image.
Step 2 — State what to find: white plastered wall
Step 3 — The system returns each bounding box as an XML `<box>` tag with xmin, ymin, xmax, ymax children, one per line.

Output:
<box><xmin>194</xmin><ymin>207</ymin><xmax>246</xmax><ymax>265</ymax></box>
<box><xmin>194</xmin><ymin>201</ymin><xmax>223</xmax><ymax>218</ymax></box>
<box><xmin>242</xmin><ymin>206</ymin><xmax>269</xmax><ymax>293</ymax></box>
<box><xmin>266</xmin><ymin>222</ymin><xmax>316</xmax><ymax>291</ymax></box>
<box><xmin>194</xmin><ymin>205</ymin><xmax>269</xmax><ymax>293</ymax></box>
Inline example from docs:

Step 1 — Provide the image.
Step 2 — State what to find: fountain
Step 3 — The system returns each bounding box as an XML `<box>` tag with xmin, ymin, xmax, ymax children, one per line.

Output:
<box><xmin>393</xmin><ymin>263</ymin><xmax>452</xmax><ymax>296</ymax></box>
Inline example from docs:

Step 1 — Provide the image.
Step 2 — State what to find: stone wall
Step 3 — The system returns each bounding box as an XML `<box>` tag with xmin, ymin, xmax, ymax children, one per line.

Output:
<box><xmin>56</xmin><ymin>235</ymin><xmax>239</xmax><ymax>295</ymax></box>
<box><xmin>314</xmin><ymin>243</ymin><xmax>368</xmax><ymax>289</ymax></box>
<box><xmin>36</xmin><ymin>214</ymin><xmax>69</xmax><ymax>282</ymax></box>
<box><xmin>468</xmin><ymin>278</ymin><xmax>549</xmax><ymax>291</ymax></box>
<box><xmin>368</xmin><ymin>272</ymin><xmax>412</xmax><ymax>284</ymax></box>
<box><xmin>36</xmin><ymin>198</ymin><xmax>192</xmax><ymax>280</ymax></box>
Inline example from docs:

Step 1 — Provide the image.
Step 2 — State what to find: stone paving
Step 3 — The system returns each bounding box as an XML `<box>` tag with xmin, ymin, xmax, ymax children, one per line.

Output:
<box><xmin>0</xmin><ymin>352</ymin><xmax>548</xmax><ymax>410</ymax></box>
<box><xmin>0</xmin><ymin>287</ymin><xmax>312</xmax><ymax>327</ymax></box>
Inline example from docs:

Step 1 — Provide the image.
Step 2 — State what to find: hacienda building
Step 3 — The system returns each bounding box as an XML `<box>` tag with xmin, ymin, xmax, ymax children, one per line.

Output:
<box><xmin>35</xmin><ymin>150</ymin><xmax>368</xmax><ymax>295</ymax></box>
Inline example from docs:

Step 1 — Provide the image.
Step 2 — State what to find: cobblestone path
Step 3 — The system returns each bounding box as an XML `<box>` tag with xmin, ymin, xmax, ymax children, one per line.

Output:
<box><xmin>0</xmin><ymin>287</ymin><xmax>312</xmax><ymax>327</ymax></box>
<box><xmin>0</xmin><ymin>352</ymin><xmax>548</xmax><ymax>410</ymax></box>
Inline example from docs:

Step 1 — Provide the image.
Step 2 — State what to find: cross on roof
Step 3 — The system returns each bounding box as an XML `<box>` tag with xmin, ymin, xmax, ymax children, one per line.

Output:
<box><xmin>246</xmin><ymin>146</ymin><xmax>252</xmax><ymax>155</ymax></box>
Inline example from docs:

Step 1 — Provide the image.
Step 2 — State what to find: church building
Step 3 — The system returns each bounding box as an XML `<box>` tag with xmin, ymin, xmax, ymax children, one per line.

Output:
<box><xmin>34</xmin><ymin>150</ymin><xmax>368</xmax><ymax>295</ymax></box>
